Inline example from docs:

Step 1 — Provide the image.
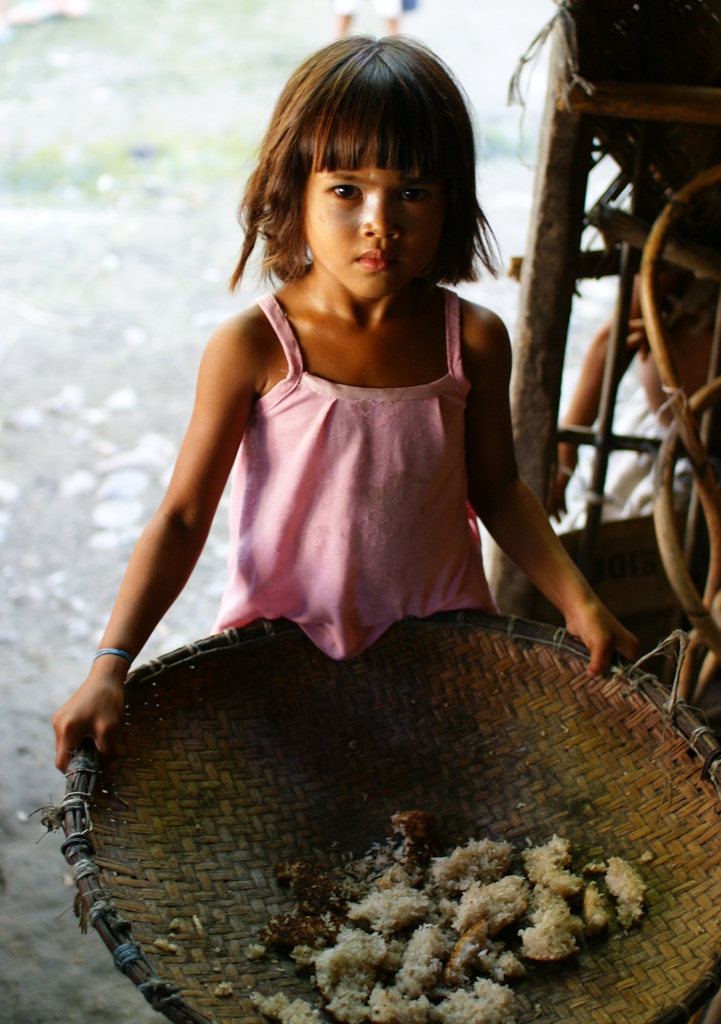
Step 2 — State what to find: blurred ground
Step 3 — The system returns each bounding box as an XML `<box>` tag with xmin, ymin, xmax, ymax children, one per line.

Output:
<box><xmin>0</xmin><ymin>1</ymin><xmax>561</xmax><ymax>1020</ymax></box>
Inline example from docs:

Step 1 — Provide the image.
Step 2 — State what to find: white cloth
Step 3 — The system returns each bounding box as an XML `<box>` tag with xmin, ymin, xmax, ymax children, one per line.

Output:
<box><xmin>554</xmin><ymin>383</ymin><xmax>692</xmax><ymax>535</ymax></box>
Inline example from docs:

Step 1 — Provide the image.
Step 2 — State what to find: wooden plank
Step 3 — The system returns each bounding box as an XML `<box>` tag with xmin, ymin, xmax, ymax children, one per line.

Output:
<box><xmin>508</xmin><ymin>248</ymin><xmax>620</xmax><ymax>282</ymax></box>
<box><xmin>562</xmin><ymin>81</ymin><xmax>721</xmax><ymax>126</ymax></box>
<box><xmin>591</xmin><ymin>208</ymin><xmax>721</xmax><ymax>281</ymax></box>
<box><xmin>487</xmin><ymin>21</ymin><xmax>592</xmax><ymax>616</ymax></box>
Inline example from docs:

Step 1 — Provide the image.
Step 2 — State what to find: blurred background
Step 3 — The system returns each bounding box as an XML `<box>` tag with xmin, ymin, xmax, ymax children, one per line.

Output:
<box><xmin>0</xmin><ymin>2</ymin><xmax>562</xmax><ymax>1020</ymax></box>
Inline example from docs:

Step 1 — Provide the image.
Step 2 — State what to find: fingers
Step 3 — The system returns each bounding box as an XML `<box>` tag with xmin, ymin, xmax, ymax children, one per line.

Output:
<box><xmin>614</xmin><ymin>627</ymin><xmax>641</xmax><ymax>664</ymax></box>
<box><xmin>52</xmin><ymin>673</ymin><xmax>125</xmax><ymax>773</ymax></box>
<box><xmin>53</xmin><ymin>710</ymin><xmax>84</xmax><ymax>773</ymax></box>
<box><xmin>549</xmin><ymin>473</ymin><xmax>570</xmax><ymax>521</ymax></box>
<box><xmin>54</xmin><ymin>729</ymin><xmax>79</xmax><ymax>773</ymax></box>
<box><xmin>585</xmin><ymin>634</ymin><xmax>615</xmax><ymax>677</ymax></box>
<box><xmin>54</xmin><ymin>715</ymin><xmax>119</xmax><ymax>773</ymax></box>
<box><xmin>584</xmin><ymin>624</ymin><xmax>640</xmax><ymax>677</ymax></box>
<box><xmin>92</xmin><ymin>722</ymin><xmax>119</xmax><ymax>766</ymax></box>
<box><xmin>626</xmin><ymin>319</ymin><xmax>648</xmax><ymax>352</ymax></box>
<box><xmin>564</xmin><ymin>600</ymin><xmax>640</xmax><ymax>678</ymax></box>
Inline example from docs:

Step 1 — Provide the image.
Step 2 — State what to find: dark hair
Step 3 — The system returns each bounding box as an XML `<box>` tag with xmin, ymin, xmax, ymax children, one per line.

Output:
<box><xmin>230</xmin><ymin>35</ymin><xmax>498</xmax><ymax>289</ymax></box>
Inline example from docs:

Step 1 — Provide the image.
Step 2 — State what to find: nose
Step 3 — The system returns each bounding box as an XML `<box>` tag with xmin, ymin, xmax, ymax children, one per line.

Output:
<box><xmin>363</xmin><ymin>194</ymin><xmax>399</xmax><ymax>244</ymax></box>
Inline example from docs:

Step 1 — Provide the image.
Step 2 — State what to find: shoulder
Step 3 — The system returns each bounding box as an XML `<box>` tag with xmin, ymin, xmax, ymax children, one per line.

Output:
<box><xmin>458</xmin><ymin>297</ymin><xmax>511</xmax><ymax>377</ymax></box>
<box><xmin>205</xmin><ymin>301</ymin><xmax>274</xmax><ymax>355</ymax></box>
<box><xmin>201</xmin><ymin>299</ymin><xmax>286</xmax><ymax>397</ymax></box>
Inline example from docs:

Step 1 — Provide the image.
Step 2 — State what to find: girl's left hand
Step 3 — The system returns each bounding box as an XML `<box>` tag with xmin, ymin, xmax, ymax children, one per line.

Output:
<box><xmin>564</xmin><ymin>596</ymin><xmax>640</xmax><ymax>676</ymax></box>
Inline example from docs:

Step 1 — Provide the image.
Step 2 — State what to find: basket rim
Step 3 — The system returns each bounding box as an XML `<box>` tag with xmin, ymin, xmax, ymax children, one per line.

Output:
<box><xmin>123</xmin><ymin>611</ymin><xmax>593</xmax><ymax>687</ymax></box>
<box><xmin>57</xmin><ymin>612</ymin><xmax>721</xmax><ymax>1024</ymax></box>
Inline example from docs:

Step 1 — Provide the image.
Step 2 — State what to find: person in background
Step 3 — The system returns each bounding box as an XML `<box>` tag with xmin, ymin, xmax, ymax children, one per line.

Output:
<box><xmin>332</xmin><ymin>0</ymin><xmax>404</xmax><ymax>37</ymax></box>
<box><xmin>5</xmin><ymin>0</ymin><xmax>88</xmax><ymax>26</ymax></box>
<box><xmin>0</xmin><ymin>1</ymin><xmax>11</xmax><ymax>41</ymax></box>
<box><xmin>552</xmin><ymin>272</ymin><xmax>718</xmax><ymax>522</ymax></box>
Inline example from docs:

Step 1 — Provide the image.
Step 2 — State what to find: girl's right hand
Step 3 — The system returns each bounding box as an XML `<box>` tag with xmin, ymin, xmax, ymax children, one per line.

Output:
<box><xmin>52</xmin><ymin>663</ymin><xmax>127</xmax><ymax>773</ymax></box>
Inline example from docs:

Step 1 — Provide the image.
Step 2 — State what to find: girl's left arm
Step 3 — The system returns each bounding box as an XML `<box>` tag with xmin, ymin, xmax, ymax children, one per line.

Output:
<box><xmin>460</xmin><ymin>301</ymin><xmax>639</xmax><ymax>674</ymax></box>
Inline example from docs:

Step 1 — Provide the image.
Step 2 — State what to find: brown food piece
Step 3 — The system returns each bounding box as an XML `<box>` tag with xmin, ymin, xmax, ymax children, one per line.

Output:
<box><xmin>274</xmin><ymin>859</ymin><xmax>350</xmax><ymax>916</ymax></box>
<box><xmin>263</xmin><ymin>859</ymin><xmax>350</xmax><ymax>950</ymax></box>
<box><xmin>391</xmin><ymin>810</ymin><xmax>442</xmax><ymax>863</ymax></box>
<box><xmin>261</xmin><ymin>912</ymin><xmax>340</xmax><ymax>951</ymax></box>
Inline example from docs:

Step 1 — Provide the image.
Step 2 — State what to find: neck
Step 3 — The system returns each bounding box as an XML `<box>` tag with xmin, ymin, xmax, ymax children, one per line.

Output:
<box><xmin>283</xmin><ymin>273</ymin><xmax>437</xmax><ymax>329</ymax></box>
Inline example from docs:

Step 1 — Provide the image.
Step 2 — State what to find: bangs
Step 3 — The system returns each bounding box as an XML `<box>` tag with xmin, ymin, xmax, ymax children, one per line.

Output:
<box><xmin>305</xmin><ymin>51</ymin><xmax>462</xmax><ymax>179</ymax></box>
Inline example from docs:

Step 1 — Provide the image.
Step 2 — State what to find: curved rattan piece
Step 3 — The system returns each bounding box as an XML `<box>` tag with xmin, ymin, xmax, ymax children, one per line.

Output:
<box><xmin>639</xmin><ymin>162</ymin><xmax>721</xmax><ymax>612</ymax></box>
<box><xmin>59</xmin><ymin>613</ymin><xmax>721</xmax><ymax>1024</ymax></box>
<box><xmin>654</xmin><ymin>377</ymin><xmax>721</xmax><ymax>700</ymax></box>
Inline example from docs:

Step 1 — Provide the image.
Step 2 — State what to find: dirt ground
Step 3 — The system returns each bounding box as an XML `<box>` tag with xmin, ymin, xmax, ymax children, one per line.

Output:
<box><xmin>0</xmin><ymin>1</ymin><xmax>561</xmax><ymax>1021</ymax></box>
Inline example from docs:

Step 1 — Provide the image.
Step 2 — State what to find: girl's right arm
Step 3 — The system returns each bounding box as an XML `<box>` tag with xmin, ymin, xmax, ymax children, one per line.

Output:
<box><xmin>53</xmin><ymin>310</ymin><xmax>271</xmax><ymax>772</ymax></box>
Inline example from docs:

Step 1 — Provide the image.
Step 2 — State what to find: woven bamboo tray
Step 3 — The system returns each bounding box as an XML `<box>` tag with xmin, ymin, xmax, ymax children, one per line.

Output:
<box><xmin>59</xmin><ymin>612</ymin><xmax>721</xmax><ymax>1024</ymax></box>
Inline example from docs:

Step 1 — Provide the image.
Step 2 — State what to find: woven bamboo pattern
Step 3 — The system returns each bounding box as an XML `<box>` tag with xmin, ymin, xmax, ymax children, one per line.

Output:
<box><xmin>60</xmin><ymin>613</ymin><xmax>721</xmax><ymax>1024</ymax></box>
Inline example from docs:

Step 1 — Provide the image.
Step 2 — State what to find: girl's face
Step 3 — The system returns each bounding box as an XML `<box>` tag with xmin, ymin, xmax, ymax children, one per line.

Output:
<box><xmin>302</xmin><ymin>165</ymin><xmax>446</xmax><ymax>299</ymax></box>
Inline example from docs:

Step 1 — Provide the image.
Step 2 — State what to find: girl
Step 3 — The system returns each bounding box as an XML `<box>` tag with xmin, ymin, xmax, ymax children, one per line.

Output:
<box><xmin>53</xmin><ymin>36</ymin><xmax>638</xmax><ymax>772</ymax></box>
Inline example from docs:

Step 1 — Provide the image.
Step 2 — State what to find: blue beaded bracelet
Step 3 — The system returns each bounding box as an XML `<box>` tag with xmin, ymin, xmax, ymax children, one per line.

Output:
<box><xmin>93</xmin><ymin>647</ymin><xmax>133</xmax><ymax>664</ymax></box>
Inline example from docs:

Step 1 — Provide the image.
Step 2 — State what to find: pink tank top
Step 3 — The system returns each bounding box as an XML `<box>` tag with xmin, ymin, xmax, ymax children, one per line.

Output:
<box><xmin>213</xmin><ymin>288</ymin><xmax>497</xmax><ymax>658</ymax></box>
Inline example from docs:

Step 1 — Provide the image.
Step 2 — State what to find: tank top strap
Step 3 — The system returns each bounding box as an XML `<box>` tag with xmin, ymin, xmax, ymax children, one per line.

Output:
<box><xmin>257</xmin><ymin>293</ymin><xmax>304</xmax><ymax>379</ymax></box>
<box><xmin>444</xmin><ymin>288</ymin><xmax>469</xmax><ymax>395</ymax></box>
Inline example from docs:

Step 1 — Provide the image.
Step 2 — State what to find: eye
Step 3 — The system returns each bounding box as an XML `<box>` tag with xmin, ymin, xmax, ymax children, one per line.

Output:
<box><xmin>400</xmin><ymin>187</ymin><xmax>429</xmax><ymax>202</ymax></box>
<box><xmin>332</xmin><ymin>184</ymin><xmax>360</xmax><ymax>199</ymax></box>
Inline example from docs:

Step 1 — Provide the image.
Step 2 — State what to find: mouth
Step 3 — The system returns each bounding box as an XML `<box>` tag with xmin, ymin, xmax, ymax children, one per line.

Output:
<box><xmin>357</xmin><ymin>250</ymin><xmax>397</xmax><ymax>272</ymax></box>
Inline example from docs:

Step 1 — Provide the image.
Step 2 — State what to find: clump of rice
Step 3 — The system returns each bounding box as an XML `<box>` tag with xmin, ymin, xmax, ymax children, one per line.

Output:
<box><xmin>252</xmin><ymin>818</ymin><xmax>647</xmax><ymax>1024</ymax></box>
